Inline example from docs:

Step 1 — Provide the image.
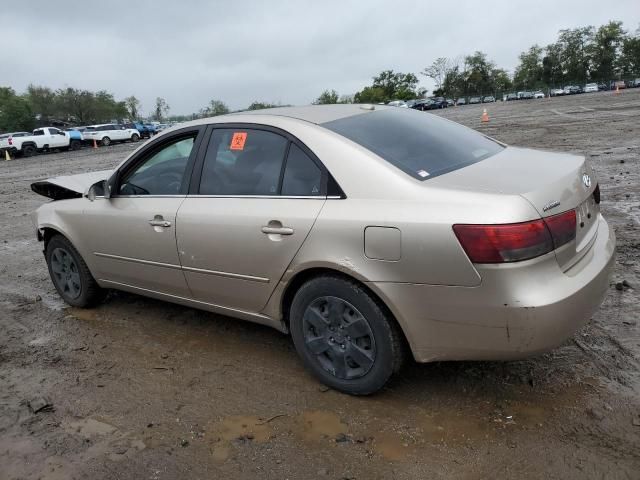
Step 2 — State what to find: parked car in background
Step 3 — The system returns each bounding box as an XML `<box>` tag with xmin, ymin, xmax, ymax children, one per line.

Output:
<box><xmin>468</xmin><ymin>96</ymin><xmax>482</xmax><ymax>104</ymax></box>
<box><xmin>30</xmin><ymin>104</ymin><xmax>615</xmax><ymax>395</ymax></box>
<box><xmin>124</xmin><ymin>122</ymin><xmax>156</xmax><ymax>139</ymax></box>
<box><xmin>65</xmin><ymin>128</ymin><xmax>85</xmax><ymax>144</ymax></box>
<box><xmin>570</xmin><ymin>85</ymin><xmax>584</xmax><ymax>94</ymax></box>
<box><xmin>456</xmin><ymin>97</ymin><xmax>467</xmax><ymax>105</ymax></box>
<box><xmin>0</xmin><ymin>127</ymin><xmax>77</xmax><ymax>157</ymax></box>
<box><xmin>410</xmin><ymin>99</ymin><xmax>431</xmax><ymax>111</ymax></box>
<box><xmin>613</xmin><ymin>80</ymin><xmax>626</xmax><ymax>90</ymax></box>
<box><xmin>533</xmin><ymin>91</ymin><xmax>545</xmax><ymax>99</ymax></box>
<box><xmin>519</xmin><ymin>91</ymin><xmax>534</xmax><ymax>99</ymax></box>
<box><xmin>631</xmin><ymin>78</ymin><xmax>640</xmax><ymax>88</ymax></box>
<box><xmin>550</xmin><ymin>88</ymin><xmax>564</xmax><ymax>96</ymax></box>
<box><xmin>506</xmin><ymin>93</ymin><xmax>518</xmax><ymax>101</ymax></box>
<box><xmin>584</xmin><ymin>83</ymin><xmax>598</xmax><ymax>93</ymax></box>
<box><xmin>483</xmin><ymin>96</ymin><xmax>495</xmax><ymax>103</ymax></box>
<box><xmin>82</xmin><ymin>124</ymin><xmax>140</xmax><ymax>146</ymax></box>
<box><xmin>446</xmin><ymin>98</ymin><xmax>454</xmax><ymax>107</ymax></box>
<box><xmin>430</xmin><ymin>97</ymin><xmax>448</xmax><ymax>109</ymax></box>
<box><xmin>387</xmin><ymin>100</ymin><xmax>408</xmax><ymax>108</ymax></box>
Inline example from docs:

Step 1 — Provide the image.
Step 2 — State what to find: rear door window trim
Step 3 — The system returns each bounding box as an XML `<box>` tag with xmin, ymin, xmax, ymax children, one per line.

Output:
<box><xmin>188</xmin><ymin>122</ymin><xmax>332</xmax><ymax>198</ymax></box>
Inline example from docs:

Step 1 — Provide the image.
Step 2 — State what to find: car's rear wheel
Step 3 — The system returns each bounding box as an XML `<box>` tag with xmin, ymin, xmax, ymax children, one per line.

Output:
<box><xmin>131</xmin><ymin>133</ymin><xmax>140</xmax><ymax>142</ymax></box>
<box><xmin>101</xmin><ymin>137</ymin><xmax>111</xmax><ymax>147</ymax></box>
<box><xmin>69</xmin><ymin>140</ymin><xmax>81</xmax><ymax>151</ymax></box>
<box><xmin>289</xmin><ymin>275</ymin><xmax>405</xmax><ymax>395</ymax></box>
<box><xmin>45</xmin><ymin>234</ymin><xmax>104</xmax><ymax>308</ymax></box>
<box><xmin>22</xmin><ymin>145</ymin><xmax>36</xmax><ymax>157</ymax></box>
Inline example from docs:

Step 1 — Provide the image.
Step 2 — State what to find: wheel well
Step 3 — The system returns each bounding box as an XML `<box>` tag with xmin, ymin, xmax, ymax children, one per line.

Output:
<box><xmin>280</xmin><ymin>267</ymin><xmax>409</xmax><ymax>347</ymax></box>
<box><xmin>40</xmin><ymin>227</ymin><xmax>64</xmax><ymax>250</ymax></box>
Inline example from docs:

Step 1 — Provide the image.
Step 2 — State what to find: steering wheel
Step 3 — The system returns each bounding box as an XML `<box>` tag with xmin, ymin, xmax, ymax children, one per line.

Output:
<box><xmin>157</xmin><ymin>172</ymin><xmax>183</xmax><ymax>194</ymax></box>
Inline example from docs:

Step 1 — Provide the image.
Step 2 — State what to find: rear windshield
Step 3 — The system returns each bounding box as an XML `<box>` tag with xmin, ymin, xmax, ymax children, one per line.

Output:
<box><xmin>321</xmin><ymin>108</ymin><xmax>504</xmax><ymax>180</ymax></box>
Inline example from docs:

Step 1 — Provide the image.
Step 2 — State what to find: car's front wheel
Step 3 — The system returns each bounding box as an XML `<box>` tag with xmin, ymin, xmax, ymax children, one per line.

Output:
<box><xmin>290</xmin><ymin>275</ymin><xmax>405</xmax><ymax>395</ymax></box>
<box><xmin>131</xmin><ymin>133</ymin><xmax>140</xmax><ymax>142</ymax></box>
<box><xmin>45</xmin><ymin>234</ymin><xmax>104</xmax><ymax>308</ymax></box>
<box><xmin>101</xmin><ymin>137</ymin><xmax>111</xmax><ymax>146</ymax></box>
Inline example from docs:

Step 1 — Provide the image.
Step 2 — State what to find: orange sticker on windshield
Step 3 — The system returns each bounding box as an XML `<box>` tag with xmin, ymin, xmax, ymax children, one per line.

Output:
<box><xmin>230</xmin><ymin>132</ymin><xmax>247</xmax><ymax>150</ymax></box>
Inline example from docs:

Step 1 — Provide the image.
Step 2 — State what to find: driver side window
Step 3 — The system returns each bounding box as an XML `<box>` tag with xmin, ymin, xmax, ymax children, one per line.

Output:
<box><xmin>118</xmin><ymin>135</ymin><xmax>196</xmax><ymax>196</ymax></box>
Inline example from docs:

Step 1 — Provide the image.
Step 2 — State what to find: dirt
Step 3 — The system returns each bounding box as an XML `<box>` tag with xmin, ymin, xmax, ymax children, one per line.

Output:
<box><xmin>1</xmin><ymin>91</ymin><xmax>639</xmax><ymax>479</ymax></box>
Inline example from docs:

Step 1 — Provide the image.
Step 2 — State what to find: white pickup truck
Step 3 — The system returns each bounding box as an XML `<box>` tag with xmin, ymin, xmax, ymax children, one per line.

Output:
<box><xmin>0</xmin><ymin>127</ymin><xmax>80</xmax><ymax>157</ymax></box>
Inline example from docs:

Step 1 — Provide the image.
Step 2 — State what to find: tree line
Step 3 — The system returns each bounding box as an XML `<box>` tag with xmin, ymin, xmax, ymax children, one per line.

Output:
<box><xmin>314</xmin><ymin>20</ymin><xmax>640</xmax><ymax>103</ymax></box>
<box><xmin>0</xmin><ymin>82</ymin><xmax>291</xmax><ymax>132</ymax></box>
<box><xmin>1</xmin><ymin>20</ymin><xmax>638</xmax><ymax>133</ymax></box>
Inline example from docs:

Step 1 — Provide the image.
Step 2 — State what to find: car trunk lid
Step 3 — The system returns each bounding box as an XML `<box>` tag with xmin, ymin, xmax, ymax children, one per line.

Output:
<box><xmin>429</xmin><ymin>146</ymin><xmax>599</xmax><ymax>271</ymax></box>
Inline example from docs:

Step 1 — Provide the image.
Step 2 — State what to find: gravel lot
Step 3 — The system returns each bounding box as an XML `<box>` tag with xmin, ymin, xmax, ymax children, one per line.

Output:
<box><xmin>1</xmin><ymin>90</ymin><xmax>639</xmax><ymax>480</ymax></box>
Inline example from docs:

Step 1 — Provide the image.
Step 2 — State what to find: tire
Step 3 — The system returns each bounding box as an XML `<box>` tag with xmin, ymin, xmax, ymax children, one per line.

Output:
<box><xmin>45</xmin><ymin>234</ymin><xmax>104</xmax><ymax>308</ymax></box>
<box><xmin>101</xmin><ymin>137</ymin><xmax>111</xmax><ymax>147</ymax></box>
<box><xmin>131</xmin><ymin>133</ymin><xmax>140</xmax><ymax>142</ymax></box>
<box><xmin>69</xmin><ymin>140</ymin><xmax>81</xmax><ymax>151</ymax></box>
<box><xmin>289</xmin><ymin>275</ymin><xmax>405</xmax><ymax>395</ymax></box>
<box><xmin>22</xmin><ymin>144</ymin><xmax>36</xmax><ymax>157</ymax></box>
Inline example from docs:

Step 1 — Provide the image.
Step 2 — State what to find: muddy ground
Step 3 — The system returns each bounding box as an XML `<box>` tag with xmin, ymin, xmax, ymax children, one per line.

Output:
<box><xmin>1</xmin><ymin>90</ymin><xmax>639</xmax><ymax>480</ymax></box>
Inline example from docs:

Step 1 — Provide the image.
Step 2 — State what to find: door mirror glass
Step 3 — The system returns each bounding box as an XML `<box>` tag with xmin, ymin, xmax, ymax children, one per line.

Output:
<box><xmin>85</xmin><ymin>180</ymin><xmax>107</xmax><ymax>201</ymax></box>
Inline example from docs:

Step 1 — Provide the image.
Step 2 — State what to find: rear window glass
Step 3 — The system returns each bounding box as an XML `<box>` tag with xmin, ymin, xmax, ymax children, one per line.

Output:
<box><xmin>321</xmin><ymin>109</ymin><xmax>503</xmax><ymax>180</ymax></box>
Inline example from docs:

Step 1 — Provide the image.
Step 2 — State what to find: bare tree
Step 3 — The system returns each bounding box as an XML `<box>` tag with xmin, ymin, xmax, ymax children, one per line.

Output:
<box><xmin>153</xmin><ymin>97</ymin><xmax>169</xmax><ymax>122</ymax></box>
<box><xmin>124</xmin><ymin>96</ymin><xmax>141</xmax><ymax>120</ymax></box>
<box><xmin>421</xmin><ymin>57</ymin><xmax>451</xmax><ymax>91</ymax></box>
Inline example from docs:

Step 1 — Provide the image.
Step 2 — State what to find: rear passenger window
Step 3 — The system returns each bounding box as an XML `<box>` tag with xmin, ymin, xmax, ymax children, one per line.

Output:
<box><xmin>199</xmin><ymin>129</ymin><xmax>288</xmax><ymax>195</ymax></box>
<box><xmin>282</xmin><ymin>144</ymin><xmax>322</xmax><ymax>196</ymax></box>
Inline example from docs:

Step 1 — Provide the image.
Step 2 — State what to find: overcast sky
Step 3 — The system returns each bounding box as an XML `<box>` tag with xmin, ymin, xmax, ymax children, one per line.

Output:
<box><xmin>5</xmin><ymin>1</ymin><xmax>640</xmax><ymax>115</ymax></box>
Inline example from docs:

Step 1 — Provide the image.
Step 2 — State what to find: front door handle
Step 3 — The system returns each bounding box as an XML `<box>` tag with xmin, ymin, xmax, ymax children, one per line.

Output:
<box><xmin>149</xmin><ymin>215</ymin><xmax>172</xmax><ymax>228</ymax></box>
<box><xmin>261</xmin><ymin>226</ymin><xmax>294</xmax><ymax>235</ymax></box>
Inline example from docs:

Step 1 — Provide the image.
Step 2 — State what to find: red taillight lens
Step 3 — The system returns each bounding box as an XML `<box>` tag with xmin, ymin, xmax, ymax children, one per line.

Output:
<box><xmin>453</xmin><ymin>220</ymin><xmax>553</xmax><ymax>263</ymax></box>
<box><xmin>453</xmin><ymin>209</ymin><xmax>577</xmax><ymax>264</ymax></box>
<box><xmin>544</xmin><ymin>209</ymin><xmax>576</xmax><ymax>249</ymax></box>
<box><xmin>8</xmin><ymin>137</ymin><xmax>12</xmax><ymax>145</ymax></box>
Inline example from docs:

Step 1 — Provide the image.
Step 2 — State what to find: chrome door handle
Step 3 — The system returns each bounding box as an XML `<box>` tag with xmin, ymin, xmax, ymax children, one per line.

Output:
<box><xmin>261</xmin><ymin>226</ymin><xmax>294</xmax><ymax>235</ymax></box>
<box><xmin>149</xmin><ymin>218</ymin><xmax>172</xmax><ymax>227</ymax></box>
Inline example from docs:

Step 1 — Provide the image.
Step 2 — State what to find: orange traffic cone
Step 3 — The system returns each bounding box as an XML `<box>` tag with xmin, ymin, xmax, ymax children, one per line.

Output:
<box><xmin>4</xmin><ymin>150</ymin><xmax>11</xmax><ymax>161</ymax></box>
<box><xmin>481</xmin><ymin>108</ymin><xmax>489</xmax><ymax>123</ymax></box>
<box><xmin>615</xmin><ymin>85</ymin><xmax>620</xmax><ymax>95</ymax></box>
<box><xmin>93</xmin><ymin>139</ymin><xmax>98</xmax><ymax>148</ymax></box>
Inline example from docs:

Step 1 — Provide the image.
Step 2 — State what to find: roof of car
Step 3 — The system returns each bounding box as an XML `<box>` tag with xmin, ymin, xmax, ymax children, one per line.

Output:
<box><xmin>157</xmin><ymin>104</ymin><xmax>392</xmax><ymax>135</ymax></box>
<box><xmin>229</xmin><ymin>104</ymin><xmax>393</xmax><ymax>125</ymax></box>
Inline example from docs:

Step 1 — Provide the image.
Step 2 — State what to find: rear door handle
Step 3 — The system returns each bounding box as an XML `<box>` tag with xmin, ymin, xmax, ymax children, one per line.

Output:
<box><xmin>261</xmin><ymin>226</ymin><xmax>294</xmax><ymax>235</ymax></box>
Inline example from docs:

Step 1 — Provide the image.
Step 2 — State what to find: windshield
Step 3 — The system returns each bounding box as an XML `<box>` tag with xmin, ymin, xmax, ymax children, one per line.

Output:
<box><xmin>321</xmin><ymin>108</ymin><xmax>504</xmax><ymax>180</ymax></box>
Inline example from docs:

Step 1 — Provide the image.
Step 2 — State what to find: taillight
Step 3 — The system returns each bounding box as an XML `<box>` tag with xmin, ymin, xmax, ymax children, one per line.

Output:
<box><xmin>545</xmin><ymin>210</ymin><xmax>576</xmax><ymax>248</ymax></box>
<box><xmin>592</xmin><ymin>183</ymin><xmax>600</xmax><ymax>204</ymax></box>
<box><xmin>8</xmin><ymin>137</ymin><xmax>12</xmax><ymax>145</ymax></box>
<box><xmin>453</xmin><ymin>209</ymin><xmax>576</xmax><ymax>264</ymax></box>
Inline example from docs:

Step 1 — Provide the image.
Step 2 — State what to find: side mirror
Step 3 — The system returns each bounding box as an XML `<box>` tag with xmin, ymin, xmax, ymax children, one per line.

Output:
<box><xmin>85</xmin><ymin>180</ymin><xmax>109</xmax><ymax>201</ymax></box>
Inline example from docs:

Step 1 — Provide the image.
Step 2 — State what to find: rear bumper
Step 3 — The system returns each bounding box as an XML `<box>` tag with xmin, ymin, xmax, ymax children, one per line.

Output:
<box><xmin>370</xmin><ymin>215</ymin><xmax>616</xmax><ymax>362</ymax></box>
